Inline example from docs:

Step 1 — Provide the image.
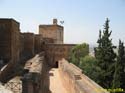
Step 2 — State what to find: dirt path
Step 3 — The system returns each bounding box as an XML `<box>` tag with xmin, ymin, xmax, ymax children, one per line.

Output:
<box><xmin>49</xmin><ymin>68</ymin><xmax>68</xmax><ymax>93</ymax></box>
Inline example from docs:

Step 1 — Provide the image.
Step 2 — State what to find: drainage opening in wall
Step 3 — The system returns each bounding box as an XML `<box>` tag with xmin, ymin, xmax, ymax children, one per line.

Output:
<box><xmin>55</xmin><ymin>61</ymin><xmax>58</xmax><ymax>68</ymax></box>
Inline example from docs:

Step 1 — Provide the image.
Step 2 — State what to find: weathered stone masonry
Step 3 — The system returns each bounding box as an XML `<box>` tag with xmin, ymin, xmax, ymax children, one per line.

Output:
<box><xmin>22</xmin><ymin>33</ymin><xmax>35</xmax><ymax>58</ymax></box>
<box><xmin>0</xmin><ymin>19</ymin><xmax>20</xmax><ymax>66</ymax></box>
<box><xmin>39</xmin><ymin>19</ymin><xmax>63</xmax><ymax>44</ymax></box>
<box><xmin>59</xmin><ymin>59</ymin><xmax>109</xmax><ymax>93</ymax></box>
<box><xmin>43</xmin><ymin>44</ymin><xmax>76</xmax><ymax>67</ymax></box>
<box><xmin>0</xmin><ymin>18</ymin><xmax>109</xmax><ymax>93</ymax></box>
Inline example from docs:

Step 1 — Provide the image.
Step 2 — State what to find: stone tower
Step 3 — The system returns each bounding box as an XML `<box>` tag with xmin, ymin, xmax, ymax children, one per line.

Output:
<box><xmin>39</xmin><ymin>19</ymin><xmax>63</xmax><ymax>44</ymax></box>
<box><xmin>0</xmin><ymin>19</ymin><xmax>20</xmax><ymax>64</ymax></box>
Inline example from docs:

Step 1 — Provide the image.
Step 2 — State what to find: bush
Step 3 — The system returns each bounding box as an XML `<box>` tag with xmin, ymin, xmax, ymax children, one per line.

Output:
<box><xmin>69</xmin><ymin>43</ymin><xmax>89</xmax><ymax>66</ymax></box>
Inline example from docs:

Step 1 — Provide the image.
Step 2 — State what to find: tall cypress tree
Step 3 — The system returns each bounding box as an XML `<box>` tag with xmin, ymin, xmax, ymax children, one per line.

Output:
<box><xmin>95</xmin><ymin>18</ymin><xmax>116</xmax><ymax>88</ymax></box>
<box><xmin>112</xmin><ymin>40</ymin><xmax>125</xmax><ymax>89</ymax></box>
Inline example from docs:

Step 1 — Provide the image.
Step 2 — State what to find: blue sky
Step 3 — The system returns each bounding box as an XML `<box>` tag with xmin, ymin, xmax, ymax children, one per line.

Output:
<box><xmin>0</xmin><ymin>0</ymin><xmax>125</xmax><ymax>45</ymax></box>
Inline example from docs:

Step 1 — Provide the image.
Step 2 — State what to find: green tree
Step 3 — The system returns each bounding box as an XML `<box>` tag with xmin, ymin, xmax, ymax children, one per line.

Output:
<box><xmin>112</xmin><ymin>40</ymin><xmax>125</xmax><ymax>89</ymax></box>
<box><xmin>94</xmin><ymin>18</ymin><xmax>116</xmax><ymax>88</ymax></box>
<box><xmin>79</xmin><ymin>55</ymin><xmax>101</xmax><ymax>83</ymax></box>
<box><xmin>69</xmin><ymin>43</ymin><xmax>89</xmax><ymax>66</ymax></box>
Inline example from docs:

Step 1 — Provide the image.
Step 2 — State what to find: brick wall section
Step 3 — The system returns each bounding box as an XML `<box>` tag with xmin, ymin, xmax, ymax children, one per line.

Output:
<box><xmin>0</xmin><ymin>19</ymin><xmax>20</xmax><ymax>64</ymax></box>
<box><xmin>11</xmin><ymin>20</ymin><xmax>20</xmax><ymax>63</ymax></box>
<box><xmin>34</xmin><ymin>34</ymin><xmax>43</xmax><ymax>54</ymax></box>
<box><xmin>43</xmin><ymin>44</ymin><xmax>76</xmax><ymax>67</ymax></box>
<box><xmin>21</xmin><ymin>33</ymin><xmax>35</xmax><ymax>59</ymax></box>
<box><xmin>59</xmin><ymin>59</ymin><xmax>109</xmax><ymax>93</ymax></box>
<box><xmin>19</xmin><ymin>33</ymin><xmax>24</xmax><ymax>60</ymax></box>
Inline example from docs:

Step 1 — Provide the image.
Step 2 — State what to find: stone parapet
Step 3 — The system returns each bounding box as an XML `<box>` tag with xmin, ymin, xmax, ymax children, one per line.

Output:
<box><xmin>59</xmin><ymin>59</ymin><xmax>109</xmax><ymax>93</ymax></box>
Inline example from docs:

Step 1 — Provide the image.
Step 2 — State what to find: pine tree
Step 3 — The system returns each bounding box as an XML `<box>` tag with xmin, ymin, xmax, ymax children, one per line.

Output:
<box><xmin>112</xmin><ymin>40</ymin><xmax>125</xmax><ymax>89</ymax></box>
<box><xmin>94</xmin><ymin>18</ymin><xmax>116</xmax><ymax>88</ymax></box>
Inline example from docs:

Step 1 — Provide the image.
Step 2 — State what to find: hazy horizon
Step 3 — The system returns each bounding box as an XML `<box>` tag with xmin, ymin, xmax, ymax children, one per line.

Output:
<box><xmin>0</xmin><ymin>0</ymin><xmax>125</xmax><ymax>45</ymax></box>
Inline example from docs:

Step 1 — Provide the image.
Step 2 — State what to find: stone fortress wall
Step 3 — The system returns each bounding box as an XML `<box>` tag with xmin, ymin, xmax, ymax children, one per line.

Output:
<box><xmin>0</xmin><ymin>18</ymin><xmax>108</xmax><ymax>93</ymax></box>
<box><xmin>21</xmin><ymin>33</ymin><xmax>35</xmax><ymax>59</ymax></box>
<box><xmin>0</xmin><ymin>19</ymin><xmax>43</xmax><ymax>83</ymax></box>
<box><xmin>0</xmin><ymin>18</ymin><xmax>69</xmax><ymax>68</ymax></box>
<box><xmin>0</xmin><ymin>19</ymin><xmax>20</xmax><ymax>67</ymax></box>
<box><xmin>43</xmin><ymin>44</ymin><xmax>76</xmax><ymax>67</ymax></box>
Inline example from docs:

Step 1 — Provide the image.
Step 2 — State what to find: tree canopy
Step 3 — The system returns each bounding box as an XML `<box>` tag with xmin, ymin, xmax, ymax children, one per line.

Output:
<box><xmin>94</xmin><ymin>18</ymin><xmax>116</xmax><ymax>88</ymax></box>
